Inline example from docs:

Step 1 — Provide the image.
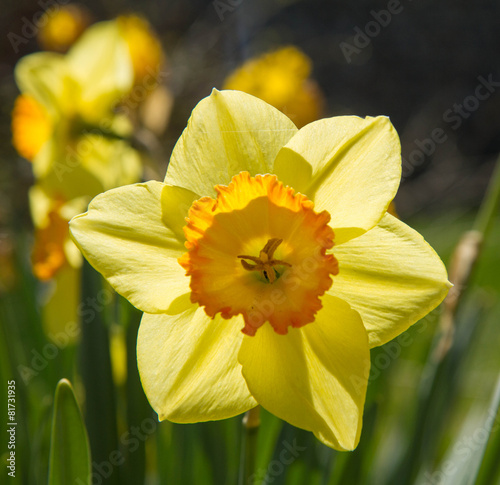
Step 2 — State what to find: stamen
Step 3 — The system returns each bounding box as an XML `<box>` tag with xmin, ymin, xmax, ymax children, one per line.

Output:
<box><xmin>238</xmin><ymin>238</ymin><xmax>291</xmax><ymax>283</ymax></box>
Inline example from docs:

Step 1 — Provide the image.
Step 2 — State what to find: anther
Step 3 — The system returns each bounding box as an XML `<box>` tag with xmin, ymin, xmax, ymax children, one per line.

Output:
<box><xmin>238</xmin><ymin>238</ymin><xmax>291</xmax><ymax>283</ymax></box>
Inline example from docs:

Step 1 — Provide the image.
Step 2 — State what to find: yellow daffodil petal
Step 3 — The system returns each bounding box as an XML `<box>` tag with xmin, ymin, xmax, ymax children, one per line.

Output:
<box><xmin>165</xmin><ymin>89</ymin><xmax>297</xmax><ymax>197</ymax></box>
<box><xmin>14</xmin><ymin>52</ymin><xmax>67</xmax><ymax>117</ymax></box>
<box><xmin>74</xmin><ymin>135</ymin><xmax>142</xmax><ymax>190</ymax></box>
<box><xmin>273</xmin><ymin>116</ymin><xmax>401</xmax><ymax>244</ymax></box>
<box><xmin>34</xmin><ymin>144</ymin><xmax>106</xmax><ymax>201</ymax></box>
<box><xmin>239</xmin><ymin>295</ymin><xmax>370</xmax><ymax>450</ymax></box>
<box><xmin>35</xmin><ymin>136</ymin><xmax>141</xmax><ymax>199</ymax></box>
<box><xmin>138</xmin><ymin>308</ymin><xmax>256</xmax><ymax>422</ymax></box>
<box><xmin>66</xmin><ymin>21</ymin><xmax>133</xmax><ymax>118</ymax></box>
<box><xmin>69</xmin><ymin>182</ymin><xmax>190</xmax><ymax>314</ymax></box>
<box><xmin>28</xmin><ymin>185</ymin><xmax>52</xmax><ymax>228</ymax></box>
<box><xmin>331</xmin><ymin>213</ymin><xmax>451</xmax><ymax>348</ymax></box>
<box><xmin>160</xmin><ymin>185</ymin><xmax>199</xmax><ymax>242</ymax></box>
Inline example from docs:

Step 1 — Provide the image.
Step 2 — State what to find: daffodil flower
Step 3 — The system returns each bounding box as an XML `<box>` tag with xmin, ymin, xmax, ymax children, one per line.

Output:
<box><xmin>223</xmin><ymin>46</ymin><xmax>324</xmax><ymax>128</ymax></box>
<box><xmin>36</xmin><ymin>4</ymin><xmax>91</xmax><ymax>53</ymax></box>
<box><xmin>29</xmin><ymin>185</ymin><xmax>86</xmax><ymax>338</ymax></box>
<box><xmin>13</xmin><ymin>20</ymin><xmax>141</xmax><ymax>197</ymax></box>
<box><xmin>12</xmin><ymin>19</ymin><xmax>142</xmax><ymax>282</ymax></box>
<box><xmin>117</xmin><ymin>15</ymin><xmax>164</xmax><ymax>89</ymax></box>
<box><xmin>70</xmin><ymin>90</ymin><xmax>451</xmax><ymax>450</ymax></box>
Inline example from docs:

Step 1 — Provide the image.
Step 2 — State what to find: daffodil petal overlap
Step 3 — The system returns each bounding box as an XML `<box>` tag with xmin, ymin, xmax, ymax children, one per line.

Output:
<box><xmin>138</xmin><ymin>307</ymin><xmax>256</xmax><ymax>422</ymax></box>
<box><xmin>331</xmin><ymin>213</ymin><xmax>452</xmax><ymax>348</ymax></box>
<box><xmin>160</xmin><ymin>185</ymin><xmax>200</xmax><ymax>243</ymax></box>
<box><xmin>273</xmin><ymin>116</ymin><xmax>401</xmax><ymax>244</ymax></box>
<box><xmin>165</xmin><ymin>89</ymin><xmax>298</xmax><ymax>197</ymax></box>
<box><xmin>69</xmin><ymin>181</ymin><xmax>190</xmax><ymax>314</ymax></box>
<box><xmin>238</xmin><ymin>295</ymin><xmax>369</xmax><ymax>450</ymax></box>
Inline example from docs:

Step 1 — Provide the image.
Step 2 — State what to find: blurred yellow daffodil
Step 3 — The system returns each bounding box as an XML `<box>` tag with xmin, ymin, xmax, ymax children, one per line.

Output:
<box><xmin>37</xmin><ymin>4</ymin><xmax>92</xmax><ymax>53</ymax></box>
<box><xmin>30</xmin><ymin>185</ymin><xmax>85</xmax><ymax>281</ymax></box>
<box><xmin>117</xmin><ymin>14</ymin><xmax>163</xmax><ymax>89</ymax></box>
<box><xmin>69</xmin><ymin>90</ymin><xmax>451</xmax><ymax>450</ymax></box>
<box><xmin>223</xmin><ymin>46</ymin><xmax>324</xmax><ymax>128</ymax></box>
<box><xmin>29</xmin><ymin>185</ymin><xmax>87</xmax><ymax>337</ymax></box>
<box><xmin>12</xmin><ymin>19</ymin><xmax>141</xmax><ymax>194</ymax></box>
<box><xmin>12</xmin><ymin>19</ymin><xmax>147</xmax><ymax>343</ymax></box>
<box><xmin>116</xmin><ymin>14</ymin><xmax>172</xmax><ymax>136</ymax></box>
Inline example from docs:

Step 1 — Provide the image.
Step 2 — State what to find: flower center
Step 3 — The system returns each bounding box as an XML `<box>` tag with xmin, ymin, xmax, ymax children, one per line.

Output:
<box><xmin>238</xmin><ymin>238</ymin><xmax>291</xmax><ymax>283</ymax></box>
<box><xmin>178</xmin><ymin>172</ymin><xmax>339</xmax><ymax>336</ymax></box>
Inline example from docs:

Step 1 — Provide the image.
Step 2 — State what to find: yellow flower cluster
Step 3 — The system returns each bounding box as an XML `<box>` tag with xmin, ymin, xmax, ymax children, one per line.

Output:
<box><xmin>11</xmin><ymin>16</ymin><xmax>164</xmax><ymax>337</ymax></box>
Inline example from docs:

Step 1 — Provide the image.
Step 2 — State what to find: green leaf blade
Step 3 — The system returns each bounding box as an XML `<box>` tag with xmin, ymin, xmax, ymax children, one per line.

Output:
<box><xmin>48</xmin><ymin>378</ymin><xmax>91</xmax><ymax>485</ymax></box>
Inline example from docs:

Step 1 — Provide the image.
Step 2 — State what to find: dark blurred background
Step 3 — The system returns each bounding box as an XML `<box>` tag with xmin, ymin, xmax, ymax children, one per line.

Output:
<box><xmin>1</xmin><ymin>0</ymin><xmax>499</xmax><ymax>231</ymax></box>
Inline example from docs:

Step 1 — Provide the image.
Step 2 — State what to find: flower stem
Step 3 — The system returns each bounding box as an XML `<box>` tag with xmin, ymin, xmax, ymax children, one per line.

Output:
<box><xmin>473</xmin><ymin>154</ymin><xmax>500</xmax><ymax>239</ymax></box>
<box><xmin>435</xmin><ymin>154</ymin><xmax>500</xmax><ymax>360</ymax></box>
<box><xmin>239</xmin><ymin>406</ymin><xmax>261</xmax><ymax>485</ymax></box>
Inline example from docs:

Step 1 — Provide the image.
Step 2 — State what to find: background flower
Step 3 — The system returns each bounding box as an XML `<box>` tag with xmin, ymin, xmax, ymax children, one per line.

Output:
<box><xmin>36</xmin><ymin>3</ymin><xmax>92</xmax><ymax>53</ymax></box>
<box><xmin>223</xmin><ymin>46</ymin><xmax>324</xmax><ymax>128</ymax></box>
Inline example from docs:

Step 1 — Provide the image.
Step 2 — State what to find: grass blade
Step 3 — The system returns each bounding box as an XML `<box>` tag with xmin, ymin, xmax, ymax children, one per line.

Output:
<box><xmin>48</xmin><ymin>378</ymin><xmax>91</xmax><ymax>485</ymax></box>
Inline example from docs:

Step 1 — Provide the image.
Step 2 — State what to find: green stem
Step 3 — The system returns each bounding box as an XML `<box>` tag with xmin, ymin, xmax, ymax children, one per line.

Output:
<box><xmin>79</xmin><ymin>261</ymin><xmax>119</xmax><ymax>485</ymax></box>
<box><xmin>473</xmin><ymin>154</ymin><xmax>500</xmax><ymax>239</ymax></box>
<box><xmin>239</xmin><ymin>406</ymin><xmax>261</xmax><ymax>485</ymax></box>
<box><xmin>435</xmin><ymin>154</ymin><xmax>500</xmax><ymax>360</ymax></box>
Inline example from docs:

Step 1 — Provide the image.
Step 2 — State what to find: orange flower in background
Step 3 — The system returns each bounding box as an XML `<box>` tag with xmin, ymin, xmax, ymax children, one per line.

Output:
<box><xmin>11</xmin><ymin>94</ymin><xmax>51</xmax><ymax>161</ymax></box>
<box><xmin>29</xmin><ymin>186</ymin><xmax>86</xmax><ymax>280</ymax></box>
<box><xmin>32</xmin><ymin>205</ymin><xmax>68</xmax><ymax>281</ymax></box>
<box><xmin>223</xmin><ymin>46</ymin><xmax>324</xmax><ymax>128</ymax></box>
<box><xmin>28</xmin><ymin>185</ymin><xmax>86</xmax><ymax>338</ymax></box>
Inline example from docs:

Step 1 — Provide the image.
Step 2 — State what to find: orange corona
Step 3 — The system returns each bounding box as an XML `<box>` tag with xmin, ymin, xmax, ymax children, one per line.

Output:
<box><xmin>32</xmin><ymin>207</ymin><xmax>69</xmax><ymax>281</ymax></box>
<box><xmin>179</xmin><ymin>172</ymin><xmax>339</xmax><ymax>336</ymax></box>
<box><xmin>11</xmin><ymin>95</ymin><xmax>51</xmax><ymax>161</ymax></box>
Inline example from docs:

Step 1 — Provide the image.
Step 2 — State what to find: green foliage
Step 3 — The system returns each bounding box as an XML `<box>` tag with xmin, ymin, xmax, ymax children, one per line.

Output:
<box><xmin>48</xmin><ymin>379</ymin><xmax>91</xmax><ymax>485</ymax></box>
<box><xmin>2</xmin><ymin>213</ymin><xmax>499</xmax><ymax>485</ymax></box>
